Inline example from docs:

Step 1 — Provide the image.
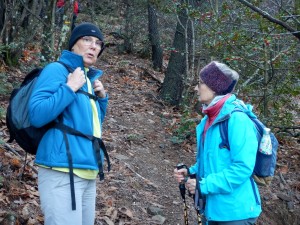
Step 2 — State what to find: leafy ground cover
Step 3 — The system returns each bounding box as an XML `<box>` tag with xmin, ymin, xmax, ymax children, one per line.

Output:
<box><xmin>0</xmin><ymin>45</ymin><xmax>299</xmax><ymax>225</ymax></box>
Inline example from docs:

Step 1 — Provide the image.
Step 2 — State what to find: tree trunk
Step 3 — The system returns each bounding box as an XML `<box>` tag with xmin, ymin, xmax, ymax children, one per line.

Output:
<box><xmin>1</xmin><ymin>1</ymin><xmax>20</xmax><ymax>65</ymax></box>
<box><xmin>1</xmin><ymin>0</ymin><xmax>45</xmax><ymax>65</ymax></box>
<box><xmin>0</xmin><ymin>0</ymin><xmax>5</xmax><ymax>34</ymax></box>
<box><xmin>54</xmin><ymin>0</ymin><xmax>74</xmax><ymax>52</ymax></box>
<box><xmin>159</xmin><ymin>1</ymin><xmax>188</xmax><ymax>105</ymax></box>
<box><xmin>18</xmin><ymin>0</ymin><xmax>44</xmax><ymax>41</ymax></box>
<box><xmin>148</xmin><ymin>2</ymin><xmax>163</xmax><ymax>71</ymax></box>
<box><xmin>123</xmin><ymin>0</ymin><xmax>133</xmax><ymax>53</ymax></box>
<box><xmin>295</xmin><ymin>0</ymin><xmax>300</xmax><ymax>31</ymax></box>
<box><xmin>88</xmin><ymin>0</ymin><xmax>95</xmax><ymax>22</ymax></box>
<box><xmin>41</xmin><ymin>0</ymin><xmax>56</xmax><ymax>62</ymax></box>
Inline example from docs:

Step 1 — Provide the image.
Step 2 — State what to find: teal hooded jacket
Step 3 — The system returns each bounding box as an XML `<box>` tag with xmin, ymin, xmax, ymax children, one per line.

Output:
<box><xmin>29</xmin><ymin>50</ymin><xmax>108</xmax><ymax>170</ymax></box>
<box><xmin>189</xmin><ymin>94</ymin><xmax>262</xmax><ymax>221</ymax></box>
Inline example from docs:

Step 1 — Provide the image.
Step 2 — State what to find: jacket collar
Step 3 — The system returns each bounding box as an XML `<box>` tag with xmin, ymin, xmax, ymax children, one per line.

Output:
<box><xmin>59</xmin><ymin>50</ymin><xmax>103</xmax><ymax>82</ymax></box>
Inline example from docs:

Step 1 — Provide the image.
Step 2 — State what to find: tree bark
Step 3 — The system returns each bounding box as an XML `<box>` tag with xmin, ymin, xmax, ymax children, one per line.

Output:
<box><xmin>41</xmin><ymin>0</ymin><xmax>56</xmax><ymax>62</ymax></box>
<box><xmin>159</xmin><ymin>1</ymin><xmax>188</xmax><ymax>105</ymax></box>
<box><xmin>1</xmin><ymin>1</ymin><xmax>21</xmax><ymax>65</ymax></box>
<box><xmin>148</xmin><ymin>2</ymin><xmax>163</xmax><ymax>71</ymax></box>
<box><xmin>296</xmin><ymin>0</ymin><xmax>300</xmax><ymax>31</ymax></box>
<box><xmin>88</xmin><ymin>0</ymin><xmax>96</xmax><ymax>22</ymax></box>
<box><xmin>0</xmin><ymin>0</ymin><xmax>5</xmax><ymax>36</ymax></box>
<box><xmin>123</xmin><ymin>0</ymin><xmax>134</xmax><ymax>53</ymax></box>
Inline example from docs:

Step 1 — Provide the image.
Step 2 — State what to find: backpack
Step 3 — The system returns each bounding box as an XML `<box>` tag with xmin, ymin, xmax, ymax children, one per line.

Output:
<box><xmin>219</xmin><ymin>108</ymin><xmax>279</xmax><ymax>186</ymax></box>
<box><xmin>6</xmin><ymin>62</ymin><xmax>73</xmax><ymax>155</ymax></box>
<box><xmin>6</xmin><ymin>61</ymin><xmax>99</xmax><ymax>154</ymax></box>
<box><xmin>6</xmin><ymin>67</ymin><xmax>49</xmax><ymax>154</ymax></box>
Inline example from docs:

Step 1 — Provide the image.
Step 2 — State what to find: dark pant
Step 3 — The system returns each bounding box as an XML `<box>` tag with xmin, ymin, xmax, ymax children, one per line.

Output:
<box><xmin>208</xmin><ymin>217</ymin><xmax>258</xmax><ymax>225</ymax></box>
<box><xmin>55</xmin><ymin>7</ymin><xmax>64</xmax><ymax>28</ymax></box>
<box><xmin>71</xmin><ymin>14</ymin><xmax>77</xmax><ymax>30</ymax></box>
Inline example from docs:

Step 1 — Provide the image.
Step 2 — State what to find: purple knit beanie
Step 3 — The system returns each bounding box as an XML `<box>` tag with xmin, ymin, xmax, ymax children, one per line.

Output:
<box><xmin>200</xmin><ymin>61</ymin><xmax>239</xmax><ymax>95</ymax></box>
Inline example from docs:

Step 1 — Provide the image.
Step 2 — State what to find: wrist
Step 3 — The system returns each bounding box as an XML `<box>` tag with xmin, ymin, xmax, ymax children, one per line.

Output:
<box><xmin>66</xmin><ymin>82</ymin><xmax>77</xmax><ymax>92</ymax></box>
<box><xmin>96</xmin><ymin>91</ymin><xmax>106</xmax><ymax>98</ymax></box>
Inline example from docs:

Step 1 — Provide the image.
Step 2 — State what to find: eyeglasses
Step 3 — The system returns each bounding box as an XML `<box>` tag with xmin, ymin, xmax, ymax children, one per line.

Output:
<box><xmin>195</xmin><ymin>79</ymin><xmax>204</xmax><ymax>89</ymax></box>
<box><xmin>80</xmin><ymin>36</ymin><xmax>103</xmax><ymax>49</ymax></box>
<box><xmin>199</xmin><ymin>79</ymin><xmax>204</xmax><ymax>85</ymax></box>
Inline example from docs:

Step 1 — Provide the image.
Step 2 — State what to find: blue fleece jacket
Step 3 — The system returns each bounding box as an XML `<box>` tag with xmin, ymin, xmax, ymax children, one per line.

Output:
<box><xmin>29</xmin><ymin>50</ymin><xmax>108</xmax><ymax>170</ymax></box>
<box><xmin>189</xmin><ymin>94</ymin><xmax>262</xmax><ymax>221</ymax></box>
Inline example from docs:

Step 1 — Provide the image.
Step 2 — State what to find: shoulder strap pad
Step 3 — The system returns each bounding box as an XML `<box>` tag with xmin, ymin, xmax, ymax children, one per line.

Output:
<box><xmin>219</xmin><ymin>108</ymin><xmax>243</xmax><ymax>150</ymax></box>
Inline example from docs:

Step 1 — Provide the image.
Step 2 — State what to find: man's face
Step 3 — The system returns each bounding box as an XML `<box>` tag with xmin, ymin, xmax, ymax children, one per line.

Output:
<box><xmin>72</xmin><ymin>36</ymin><xmax>102</xmax><ymax>67</ymax></box>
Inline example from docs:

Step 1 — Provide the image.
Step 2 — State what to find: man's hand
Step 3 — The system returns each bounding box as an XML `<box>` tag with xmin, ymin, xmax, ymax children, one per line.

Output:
<box><xmin>67</xmin><ymin>67</ymin><xmax>86</xmax><ymax>92</ymax></box>
<box><xmin>93</xmin><ymin>79</ymin><xmax>106</xmax><ymax>98</ymax></box>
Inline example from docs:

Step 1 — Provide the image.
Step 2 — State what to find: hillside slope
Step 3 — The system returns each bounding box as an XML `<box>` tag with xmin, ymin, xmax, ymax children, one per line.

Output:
<box><xmin>0</xmin><ymin>46</ymin><xmax>299</xmax><ymax>225</ymax></box>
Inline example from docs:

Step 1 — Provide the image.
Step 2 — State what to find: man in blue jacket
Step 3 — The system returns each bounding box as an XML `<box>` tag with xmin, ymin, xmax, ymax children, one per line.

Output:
<box><xmin>29</xmin><ymin>22</ymin><xmax>108</xmax><ymax>225</ymax></box>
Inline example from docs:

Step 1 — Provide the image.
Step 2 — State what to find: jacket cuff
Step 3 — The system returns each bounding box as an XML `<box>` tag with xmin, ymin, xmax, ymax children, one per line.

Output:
<box><xmin>98</xmin><ymin>93</ymin><xmax>109</xmax><ymax>101</ymax></box>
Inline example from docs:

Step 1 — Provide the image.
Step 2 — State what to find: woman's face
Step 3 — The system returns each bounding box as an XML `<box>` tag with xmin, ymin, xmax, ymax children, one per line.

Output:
<box><xmin>72</xmin><ymin>36</ymin><xmax>102</xmax><ymax>67</ymax></box>
<box><xmin>194</xmin><ymin>79</ymin><xmax>215</xmax><ymax>105</ymax></box>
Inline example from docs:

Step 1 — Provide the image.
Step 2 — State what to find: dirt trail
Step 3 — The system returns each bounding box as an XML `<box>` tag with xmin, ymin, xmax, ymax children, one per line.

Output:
<box><xmin>95</xmin><ymin>54</ymin><xmax>198</xmax><ymax>224</ymax></box>
<box><xmin>95</xmin><ymin>52</ymin><xmax>300</xmax><ymax>225</ymax></box>
<box><xmin>0</xmin><ymin>51</ymin><xmax>299</xmax><ymax>225</ymax></box>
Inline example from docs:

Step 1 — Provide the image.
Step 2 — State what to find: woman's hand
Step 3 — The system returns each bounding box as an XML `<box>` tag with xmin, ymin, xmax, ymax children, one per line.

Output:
<box><xmin>185</xmin><ymin>178</ymin><xmax>196</xmax><ymax>194</ymax></box>
<box><xmin>67</xmin><ymin>67</ymin><xmax>86</xmax><ymax>92</ymax></box>
<box><xmin>93</xmin><ymin>79</ymin><xmax>106</xmax><ymax>98</ymax></box>
<box><xmin>174</xmin><ymin>168</ymin><xmax>188</xmax><ymax>183</ymax></box>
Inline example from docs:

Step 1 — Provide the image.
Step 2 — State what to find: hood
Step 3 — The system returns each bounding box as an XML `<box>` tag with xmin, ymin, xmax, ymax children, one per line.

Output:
<box><xmin>215</xmin><ymin>95</ymin><xmax>257</xmax><ymax>123</ymax></box>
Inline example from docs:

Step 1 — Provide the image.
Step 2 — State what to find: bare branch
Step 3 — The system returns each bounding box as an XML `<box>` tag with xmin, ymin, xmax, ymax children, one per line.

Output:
<box><xmin>3</xmin><ymin>143</ymin><xmax>38</xmax><ymax>174</ymax></box>
<box><xmin>19</xmin><ymin>0</ymin><xmax>48</xmax><ymax>27</ymax></box>
<box><xmin>237</xmin><ymin>0</ymin><xmax>300</xmax><ymax>40</ymax></box>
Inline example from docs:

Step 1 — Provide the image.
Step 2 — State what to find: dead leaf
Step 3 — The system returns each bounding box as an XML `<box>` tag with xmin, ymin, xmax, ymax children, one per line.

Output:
<box><xmin>105</xmin><ymin>196</ymin><xmax>115</xmax><ymax>207</ymax></box>
<box><xmin>100</xmin><ymin>216</ymin><xmax>114</xmax><ymax>225</ymax></box>
<box><xmin>111</xmin><ymin>209</ymin><xmax>118</xmax><ymax>221</ymax></box>
<box><xmin>118</xmin><ymin>207</ymin><xmax>133</xmax><ymax>219</ymax></box>
<box><xmin>278</xmin><ymin>164</ymin><xmax>289</xmax><ymax>174</ymax></box>
<box><xmin>105</xmin><ymin>207</ymin><xmax>115</xmax><ymax>216</ymax></box>
<box><xmin>109</xmin><ymin>186</ymin><xmax>118</xmax><ymax>192</ymax></box>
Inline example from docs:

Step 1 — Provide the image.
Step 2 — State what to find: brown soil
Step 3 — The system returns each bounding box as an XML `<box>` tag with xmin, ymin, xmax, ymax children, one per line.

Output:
<box><xmin>0</xmin><ymin>49</ymin><xmax>299</xmax><ymax>225</ymax></box>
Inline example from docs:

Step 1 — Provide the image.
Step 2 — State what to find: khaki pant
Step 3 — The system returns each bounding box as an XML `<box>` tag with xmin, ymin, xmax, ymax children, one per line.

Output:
<box><xmin>38</xmin><ymin>167</ymin><xmax>96</xmax><ymax>225</ymax></box>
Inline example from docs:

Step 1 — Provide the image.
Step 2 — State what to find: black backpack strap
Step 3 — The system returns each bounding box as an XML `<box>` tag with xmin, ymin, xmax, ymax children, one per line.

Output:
<box><xmin>219</xmin><ymin>119</ymin><xmax>230</xmax><ymax>150</ymax></box>
<box><xmin>77</xmin><ymin>90</ymin><xmax>99</xmax><ymax>101</ymax></box>
<box><xmin>22</xmin><ymin>68</ymin><xmax>43</xmax><ymax>86</ymax></box>
<box><xmin>62</xmin><ymin>131</ymin><xmax>76</xmax><ymax>210</ymax></box>
<box><xmin>53</xmin><ymin>123</ymin><xmax>111</xmax><ymax>210</ymax></box>
<box><xmin>219</xmin><ymin>108</ymin><xmax>244</xmax><ymax>151</ymax></box>
<box><xmin>54</xmin><ymin>123</ymin><xmax>111</xmax><ymax>174</ymax></box>
<box><xmin>56</xmin><ymin>61</ymin><xmax>99</xmax><ymax>101</ymax></box>
<box><xmin>56</xmin><ymin>61</ymin><xmax>73</xmax><ymax>73</ymax></box>
<box><xmin>97</xmin><ymin>138</ymin><xmax>111</xmax><ymax>178</ymax></box>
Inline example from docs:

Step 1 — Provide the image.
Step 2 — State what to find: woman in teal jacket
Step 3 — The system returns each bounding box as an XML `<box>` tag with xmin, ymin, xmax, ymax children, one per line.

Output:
<box><xmin>29</xmin><ymin>23</ymin><xmax>108</xmax><ymax>225</ymax></box>
<box><xmin>174</xmin><ymin>61</ymin><xmax>261</xmax><ymax>224</ymax></box>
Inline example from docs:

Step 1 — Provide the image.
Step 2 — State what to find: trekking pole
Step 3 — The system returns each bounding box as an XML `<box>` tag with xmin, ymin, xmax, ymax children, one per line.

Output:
<box><xmin>195</xmin><ymin>199</ymin><xmax>203</xmax><ymax>225</ymax></box>
<box><xmin>189</xmin><ymin>174</ymin><xmax>202</xmax><ymax>225</ymax></box>
<box><xmin>176</xmin><ymin>163</ymin><xmax>189</xmax><ymax>225</ymax></box>
<box><xmin>197</xmin><ymin>212</ymin><xmax>202</xmax><ymax>224</ymax></box>
<box><xmin>189</xmin><ymin>173</ymin><xmax>203</xmax><ymax>225</ymax></box>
